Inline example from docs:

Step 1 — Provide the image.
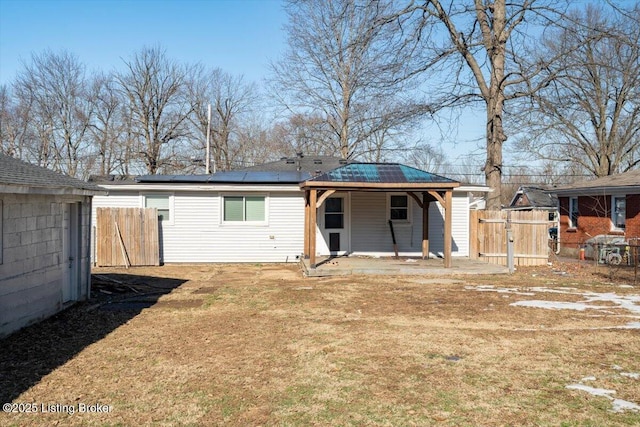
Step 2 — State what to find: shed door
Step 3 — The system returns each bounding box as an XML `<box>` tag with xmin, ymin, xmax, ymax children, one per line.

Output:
<box><xmin>63</xmin><ymin>203</ymin><xmax>81</xmax><ymax>302</ymax></box>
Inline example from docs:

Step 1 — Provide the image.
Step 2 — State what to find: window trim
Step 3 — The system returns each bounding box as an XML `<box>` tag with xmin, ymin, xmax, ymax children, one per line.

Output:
<box><xmin>568</xmin><ymin>197</ymin><xmax>579</xmax><ymax>229</ymax></box>
<box><xmin>611</xmin><ymin>195</ymin><xmax>626</xmax><ymax>231</ymax></box>
<box><xmin>387</xmin><ymin>193</ymin><xmax>412</xmax><ymax>225</ymax></box>
<box><xmin>220</xmin><ymin>193</ymin><xmax>268</xmax><ymax>225</ymax></box>
<box><xmin>141</xmin><ymin>193</ymin><xmax>175</xmax><ymax>225</ymax></box>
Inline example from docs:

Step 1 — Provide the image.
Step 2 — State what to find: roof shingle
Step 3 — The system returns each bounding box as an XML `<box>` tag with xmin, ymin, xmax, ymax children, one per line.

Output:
<box><xmin>0</xmin><ymin>154</ymin><xmax>103</xmax><ymax>193</ymax></box>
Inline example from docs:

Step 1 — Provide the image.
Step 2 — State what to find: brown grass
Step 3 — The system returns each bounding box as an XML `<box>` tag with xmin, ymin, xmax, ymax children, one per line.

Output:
<box><xmin>1</xmin><ymin>262</ymin><xmax>639</xmax><ymax>426</ymax></box>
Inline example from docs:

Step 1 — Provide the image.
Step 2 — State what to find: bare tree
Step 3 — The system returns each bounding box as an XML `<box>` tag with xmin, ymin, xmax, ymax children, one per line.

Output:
<box><xmin>13</xmin><ymin>50</ymin><xmax>94</xmax><ymax>177</ymax></box>
<box><xmin>187</xmin><ymin>66</ymin><xmax>259</xmax><ymax>171</ymax></box>
<box><xmin>86</xmin><ymin>72</ymin><xmax>131</xmax><ymax>175</ymax></box>
<box><xmin>117</xmin><ymin>46</ymin><xmax>192</xmax><ymax>174</ymax></box>
<box><xmin>516</xmin><ymin>4</ymin><xmax>640</xmax><ymax>177</ymax></box>
<box><xmin>398</xmin><ymin>0</ymin><xmax>566</xmax><ymax>209</ymax></box>
<box><xmin>0</xmin><ymin>85</ymin><xmax>30</xmax><ymax>159</ymax></box>
<box><xmin>271</xmin><ymin>0</ymin><xmax>425</xmax><ymax>160</ymax></box>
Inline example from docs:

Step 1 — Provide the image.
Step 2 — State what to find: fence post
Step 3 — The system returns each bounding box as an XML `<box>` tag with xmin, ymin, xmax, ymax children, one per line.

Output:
<box><xmin>506</xmin><ymin>210</ymin><xmax>515</xmax><ymax>274</ymax></box>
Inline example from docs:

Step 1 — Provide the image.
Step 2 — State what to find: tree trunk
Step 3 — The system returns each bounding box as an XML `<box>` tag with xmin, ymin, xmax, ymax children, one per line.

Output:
<box><xmin>484</xmin><ymin>94</ymin><xmax>506</xmax><ymax>210</ymax></box>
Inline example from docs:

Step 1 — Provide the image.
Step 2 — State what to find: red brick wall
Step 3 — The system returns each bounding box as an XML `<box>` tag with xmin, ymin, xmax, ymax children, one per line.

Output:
<box><xmin>558</xmin><ymin>195</ymin><xmax>624</xmax><ymax>252</ymax></box>
<box><xmin>627</xmin><ymin>194</ymin><xmax>640</xmax><ymax>240</ymax></box>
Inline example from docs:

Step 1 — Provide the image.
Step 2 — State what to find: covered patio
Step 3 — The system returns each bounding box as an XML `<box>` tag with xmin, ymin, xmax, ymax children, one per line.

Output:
<box><xmin>301</xmin><ymin>163</ymin><xmax>462</xmax><ymax>271</ymax></box>
<box><xmin>301</xmin><ymin>255</ymin><xmax>509</xmax><ymax>277</ymax></box>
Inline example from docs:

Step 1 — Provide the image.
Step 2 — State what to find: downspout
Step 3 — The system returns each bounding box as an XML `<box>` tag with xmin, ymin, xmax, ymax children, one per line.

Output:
<box><xmin>555</xmin><ymin>209</ymin><xmax>561</xmax><ymax>255</ymax></box>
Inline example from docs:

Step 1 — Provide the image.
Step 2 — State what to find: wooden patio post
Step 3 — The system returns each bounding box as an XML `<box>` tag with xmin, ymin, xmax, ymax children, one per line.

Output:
<box><xmin>309</xmin><ymin>189</ymin><xmax>317</xmax><ymax>268</ymax></box>
<box><xmin>303</xmin><ymin>190</ymin><xmax>310</xmax><ymax>258</ymax></box>
<box><xmin>444</xmin><ymin>189</ymin><xmax>453</xmax><ymax>268</ymax></box>
<box><xmin>422</xmin><ymin>192</ymin><xmax>429</xmax><ymax>259</ymax></box>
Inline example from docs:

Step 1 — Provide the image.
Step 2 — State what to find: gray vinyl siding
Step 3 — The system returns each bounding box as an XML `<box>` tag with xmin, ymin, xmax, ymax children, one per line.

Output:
<box><xmin>350</xmin><ymin>192</ymin><xmax>470</xmax><ymax>257</ymax></box>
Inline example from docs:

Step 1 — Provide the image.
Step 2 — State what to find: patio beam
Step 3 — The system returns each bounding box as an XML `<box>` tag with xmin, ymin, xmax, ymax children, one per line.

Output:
<box><xmin>303</xmin><ymin>181</ymin><xmax>459</xmax><ymax>190</ymax></box>
<box><xmin>427</xmin><ymin>190</ymin><xmax>445</xmax><ymax>206</ymax></box>
<box><xmin>317</xmin><ymin>189</ymin><xmax>336</xmax><ymax>208</ymax></box>
<box><xmin>407</xmin><ymin>191</ymin><xmax>423</xmax><ymax>209</ymax></box>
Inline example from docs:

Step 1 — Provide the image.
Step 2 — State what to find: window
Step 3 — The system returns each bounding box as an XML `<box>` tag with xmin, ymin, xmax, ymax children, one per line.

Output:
<box><xmin>390</xmin><ymin>195</ymin><xmax>408</xmax><ymax>221</ymax></box>
<box><xmin>388</xmin><ymin>194</ymin><xmax>411</xmax><ymax>223</ymax></box>
<box><xmin>569</xmin><ymin>197</ymin><xmax>579</xmax><ymax>228</ymax></box>
<box><xmin>144</xmin><ymin>195</ymin><xmax>172</xmax><ymax>223</ymax></box>
<box><xmin>612</xmin><ymin>195</ymin><xmax>626</xmax><ymax>230</ymax></box>
<box><xmin>223</xmin><ymin>195</ymin><xmax>265</xmax><ymax>222</ymax></box>
<box><xmin>324</xmin><ymin>197</ymin><xmax>344</xmax><ymax>229</ymax></box>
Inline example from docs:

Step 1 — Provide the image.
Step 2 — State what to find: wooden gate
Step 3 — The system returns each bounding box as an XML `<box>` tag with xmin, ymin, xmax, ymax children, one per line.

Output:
<box><xmin>470</xmin><ymin>210</ymin><xmax>553</xmax><ymax>266</ymax></box>
<box><xmin>96</xmin><ymin>208</ymin><xmax>160</xmax><ymax>267</ymax></box>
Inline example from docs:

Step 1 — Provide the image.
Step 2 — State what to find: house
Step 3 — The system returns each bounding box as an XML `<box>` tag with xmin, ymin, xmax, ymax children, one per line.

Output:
<box><xmin>551</xmin><ymin>169</ymin><xmax>640</xmax><ymax>256</ymax></box>
<box><xmin>90</xmin><ymin>156</ymin><xmax>489</xmax><ymax>267</ymax></box>
<box><xmin>507</xmin><ymin>186</ymin><xmax>558</xmax><ymax>219</ymax></box>
<box><xmin>0</xmin><ymin>154</ymin><xmax>104</xmax><ymax>337</ymax></box>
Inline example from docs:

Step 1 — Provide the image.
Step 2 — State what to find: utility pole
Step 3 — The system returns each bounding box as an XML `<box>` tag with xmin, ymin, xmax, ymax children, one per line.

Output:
<box><xmin>205</xmin><ymin>103</ymin><xmax>211</xmax><ymax>174</ymax></box>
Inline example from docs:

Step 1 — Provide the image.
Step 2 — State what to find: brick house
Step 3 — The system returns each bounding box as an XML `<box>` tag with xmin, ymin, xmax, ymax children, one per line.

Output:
<box><xmin>551</xmin><ymin>169</ymin><xmax>640</xmax><ymax>256</ymax></box>
<box><xmin>0</xmin><ymin>154</ymin><xmax>104</xmax><ymax>337</ymax></box>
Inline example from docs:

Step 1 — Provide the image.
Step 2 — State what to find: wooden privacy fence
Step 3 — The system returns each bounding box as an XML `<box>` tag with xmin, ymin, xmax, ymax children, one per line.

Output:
<box><xmin>470</xmin><ymin>210</ymin><xmax>553</xmax><ymax>266</ymax></box>
<box><xmin>96</xmin><ymin>208</ymin><xmax>160</xmax><ymax>267</ymax></box>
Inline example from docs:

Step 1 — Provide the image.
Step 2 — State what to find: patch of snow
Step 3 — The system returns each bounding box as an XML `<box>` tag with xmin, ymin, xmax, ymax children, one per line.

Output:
<box><xmin>511</xmin><ymin>300</ymin><xmax>610</xmax><ymax>311</ymax></box>
<box><xmin>612</xmin><ymin>399</ymin><xmax>640</xmax><ymax>413</ymax></box>
<box><xmin>465</xmin><ymin>285</ymin><xmax>535</xmax><ymax>296</ymax></box>
<box><xmin>566</xmin><ymin>384</ymin><xmax>640</xmax><ymax>412</ymax></box>
<box><xmin>504</xmin><ymin>289</ymin><xmax>640</xmax><ymax>316</ymax></box>
<box><xmin>621</xmin><ymin>372</ymin><xmax>640</xmax><ymax>379</ymax></box>
<box><xmin>620</xmin><ymin>322</ymin><xmax>640</xmax><ymax>329</ymax></box>
<box><xmin>566</xmin><ymin>384</ymin><xmax>616</xmax><ymax>398</ymax></box>
<box><xmin>581</xmin><ymin>376</ymin><xmax>597</xmax><ymax>382</ymax></box>
<box><xmin>612</xmin><ymin>365</ymin><xmax>624</xmax><ymax>370</ymax></box>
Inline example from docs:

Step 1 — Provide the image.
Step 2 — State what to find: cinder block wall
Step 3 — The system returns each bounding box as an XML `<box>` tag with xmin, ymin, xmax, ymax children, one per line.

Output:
<box><xmin>0</xmin><ymin>194</ymin><xmax>91</xmax><ymax>337</ymax></box>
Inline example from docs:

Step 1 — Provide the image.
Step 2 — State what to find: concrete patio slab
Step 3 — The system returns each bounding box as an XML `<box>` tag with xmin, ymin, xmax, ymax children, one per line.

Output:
<box><xmin>301</xmin><ymin>256</ymin><xmax>510</xmax><ymax>277</ymax></box>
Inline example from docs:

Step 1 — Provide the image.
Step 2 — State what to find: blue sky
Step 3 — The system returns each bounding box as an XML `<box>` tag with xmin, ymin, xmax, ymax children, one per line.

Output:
<box><xmin>0</xmin><ymin>0</ymin><xmax>286</xmax><ymax>85</ymax></box>
<box><xmin>0</xmin><ymin>0</ymin><xmax>488</xmax><ymax>167</ymax></box>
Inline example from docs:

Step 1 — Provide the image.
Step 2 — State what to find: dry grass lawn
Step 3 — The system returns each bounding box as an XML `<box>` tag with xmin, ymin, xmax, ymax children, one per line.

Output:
<box><xmin>1</xmin><ymin>261</ymin><xmax>639</xmax><ymax>426</ymax></box>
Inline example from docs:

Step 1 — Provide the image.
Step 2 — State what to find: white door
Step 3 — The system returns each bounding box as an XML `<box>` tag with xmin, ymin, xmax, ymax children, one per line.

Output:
<box><xmin>318</xmin><ymin>194</ymin><xmax>350</xmax><ymax>256</ymax></box>
<box><xmin>62</xmin><ymin>203</ymin><xmax>81</xmax><ymax>302</ymax></box>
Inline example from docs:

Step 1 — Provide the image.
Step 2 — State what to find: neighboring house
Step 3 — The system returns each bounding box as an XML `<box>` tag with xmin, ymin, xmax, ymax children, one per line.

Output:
<box><xmin>0</xmin><ymin>154</ymin><xmax>104</xmax><ymax>337</ymax></box>
<box><xmin>507</xmin><ymin>186</ymin><xmax>558</xmax><ymax>219</ymax></box>
<box><xmin>551</xmin><ymin>169</ymin><xmax>640</xmax><ymax>256</ymax></box>
<box><xmin>90</xmin><ymin>156</ymin><xmax>489</xmax><ymax>265</ymax></box>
